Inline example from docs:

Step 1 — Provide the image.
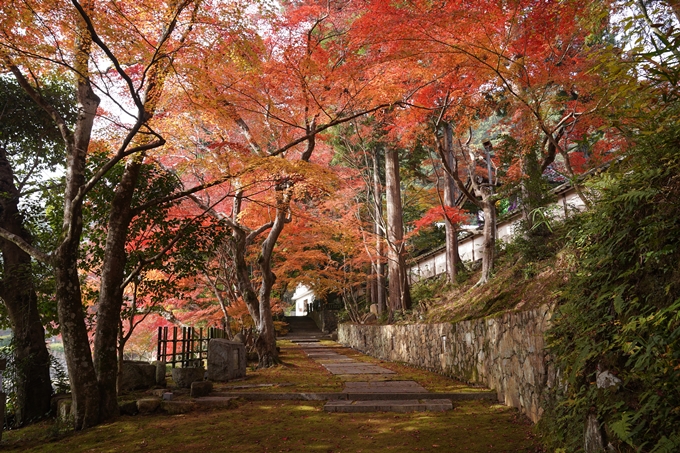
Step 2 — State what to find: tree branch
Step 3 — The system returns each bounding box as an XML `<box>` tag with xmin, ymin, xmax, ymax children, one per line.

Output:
<box><xmin>0</xmin><ymin>227</ymin><xmax>51</xmax><ymax>263</ymax></box>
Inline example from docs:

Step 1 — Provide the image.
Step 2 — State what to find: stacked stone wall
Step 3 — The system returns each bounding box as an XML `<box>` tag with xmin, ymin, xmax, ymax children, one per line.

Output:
<box><xmin>309</xmin><ymin>309</ymin><xmax>338</xmax><ymax>334</ymax></box>
<box><xmin>337</xmin><ymin>305</ymin><xmax>555</xmax><ymax>422</ymax></box>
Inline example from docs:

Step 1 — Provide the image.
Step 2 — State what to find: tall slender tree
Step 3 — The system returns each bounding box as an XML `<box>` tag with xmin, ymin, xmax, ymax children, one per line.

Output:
<box><xmin>384</xmin><ymin>147</ymin><xmax>411</xmax><ymax>313</ymax></box>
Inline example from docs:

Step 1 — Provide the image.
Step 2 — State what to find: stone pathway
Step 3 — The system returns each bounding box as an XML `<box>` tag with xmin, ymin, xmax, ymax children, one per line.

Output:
<box><xmin>296</xmin><ymin>339</ymin><xmax>454</xmax><ymax>413</ymax></box>
<box><xmin>194</xmin><ymin>318</ymin><xmax>495</xmax><ymax>413</ymax></box>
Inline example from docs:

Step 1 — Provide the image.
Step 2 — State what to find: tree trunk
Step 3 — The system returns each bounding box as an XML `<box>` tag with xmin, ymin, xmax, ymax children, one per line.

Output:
<box><xmin>477</xmin><ymin>192</ymin><xmax>497</xmax><ymax>285</ymax></box>
<box><xmin>93</xmin><ymin>157</ymin><xmax>142</xmax><ymax>422</ymax></box>
<box><xmin>255</xmin><ymin>246</ymin><xmax>279</xmax><ymax>368</ymax></box>
<box><xmin>254</xmin><ymin>183</ymin><xmax>292</xmax><ymax>367</ymax></box>
<box><xmin>442</xmin><ymin>143</ymin><xmax>462</xmax><ymax>284</ymax></box>
<box><xmin>116</xmin><ymin>324</ymin><xmax>126</xmax><ymax>395</ymax></box>
<box><xmin>372</xmin><ymin>150</ymin><xmax>386</xmax><ymax>315</ymax></box>
<box><xmin>55</xmin><ymin>244</ymin><xmax>100</xmax><ymax>430</ymax></box>
<box><xmin>0</xmin><ymin>147</ymin><xmax>52</xmax><ymax>426</ymax></box>
<box><xmin>231</xmin><ymin>228</ymin><xmax>262</xmax><ymax>330</ymax></box>
<box><xmin>54</xmin><ymin>58</ymin><xmax>102</xmax><ymax>429</ymax></box>
<box><xmin>225</xmin><ymin>185</ymin><xmax>290</xmax><ymax>367</ymax></box>
<box><xmin>93</xmin><ymin>14</ymin><xmax>180</xmax><ymax>414</ymax></box>
<box><xmin>437</xmin><ymin>122</ymin><xmax>496</xmax><ymax>287</ymax></box>
<box><xmin>384</xmin><ymin>147</ymin><xmax>411</xmax><ymax>313</ymax></box>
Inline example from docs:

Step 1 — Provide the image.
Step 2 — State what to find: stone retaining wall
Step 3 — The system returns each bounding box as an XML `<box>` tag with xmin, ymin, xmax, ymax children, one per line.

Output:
<box><xmin>337</xmin><ymin>305</ymin><xmax>556</xmax><ymax>422</ymax></box>
<box><xmin>310</xmin><ymin>309</ymin><xmax>339</xmax><ymax>334</ymax></box>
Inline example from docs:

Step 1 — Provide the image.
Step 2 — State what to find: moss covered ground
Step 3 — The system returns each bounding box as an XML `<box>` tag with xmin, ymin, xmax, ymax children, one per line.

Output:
<box><xmin>2</xmin><ymin>400</ymin><xmax>540</xmax><ymax>453</ymax></box>
<box><xmin>411</xmin><ymin>248</ymin><xmax>564</xmax><ymax>325</ymax></box>
<box><xmin>1</xmin><ymin>340</ymin><xmax>540</xmax><ymax>452</ymax></box>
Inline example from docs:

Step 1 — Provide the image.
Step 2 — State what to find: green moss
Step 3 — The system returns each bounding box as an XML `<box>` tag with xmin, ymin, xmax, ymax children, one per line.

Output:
<box><xmin>1</xmin><ymin>400</ymin><xmax>540</xmax><ymax>453</ymax></box>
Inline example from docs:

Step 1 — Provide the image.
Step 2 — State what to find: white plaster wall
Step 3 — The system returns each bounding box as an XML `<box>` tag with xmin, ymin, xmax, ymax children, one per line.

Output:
<box><xmin>291</xmin><ymin>284</ymin><xmax>314</xmax><ymax>316</ymax></box>
<box><xmin>409</xmin><ymin>188</ymin><xmax>583</xmax><ymax>283</ymax></box>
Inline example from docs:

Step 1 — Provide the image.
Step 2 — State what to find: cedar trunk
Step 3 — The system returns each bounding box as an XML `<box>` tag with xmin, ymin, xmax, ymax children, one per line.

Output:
<box><xmin>0</xmin><ymin>147</ymin><xmax>52</xmax><ymax>425</ymax></box>
<box><xmin>384</xmin><ymin>148</ymin><xmax>411</xmax><ymax>313</ymax></box>
<box><xmin>442</xmin><ymin>148</ymin><xmax>462</xmax><ymax>284</ymax></box>
<box><xmin>372</xmin><ymin>151</ymin><xmax>386</xmax><ymax>314</ymax></box>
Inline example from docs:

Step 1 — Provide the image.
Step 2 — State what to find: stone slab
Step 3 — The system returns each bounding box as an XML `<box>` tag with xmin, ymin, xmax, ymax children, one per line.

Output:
<box><xmin>343</xmin><ymin>381</ymin><xmax>427</xmax><ymax>393</ymax></box>
<box><xmin>324</xmin><ymin>399</ymin><xmax>453</xmax><ymax>413</ymax></box>
<box><xmin>121</xmin><ymin>361</ymin><xmax>156</xmax><ymax>391</ymax></box>
<box><xmin>161</xmin><ymin>401</ymin><xmax>196</xmax><ymax>415</ymax></box>
<box><xmin>294</xmin><ymin>341</ymin><xmax>321</xmax><ymax>346</ymax></box>
<box><xmin>322</xmin><ymin>363</ymin><xmax>396</xmax><ymax>375</ymax></box>
<box><xmin>191</xmin><ymin>391</ymin><xmax>494</xmax><ymax>401</ymax></box>
<box><xmin>190</xmin><ymin>380</ymin><xmax>213</xmax><ymax>398</ymax></box>
<box><xmin>305</xmin><ymin>354</ymin><xmax>349</xmax><ymax>360</ymax></box>
<box><xmin>316</xmin><ymin>358</ymin><xmax>356</xmax><ymax>363</ymax></box>
<box><xmin>221</xmin><ymin>383</ymin><xmax>295</xmax><ymax>389</ymax></box>
<box><xmin>193</xmin><ymin>396</ymin><xmax>239</xmax><ymax>409</ymax></box>
<box><xmin>210</xmin><ymin>392</ymin><xmax>347</xmax><ymax>401</ymax></box>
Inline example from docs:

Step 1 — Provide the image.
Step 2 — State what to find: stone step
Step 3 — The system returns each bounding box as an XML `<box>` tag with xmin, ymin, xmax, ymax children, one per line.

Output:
<box><xmin>343</xmin><ymin>381</ymin><xmax>428</xmax><ymax>393</ymax></box>
<box><xmin>208</xmin><ymin>391</ymin><xmax>496</xmax><ymax>402</ymax></box>
<box><xmin>345</xmin><ymin>392</ymin><xmax>496</xmax><ymax>401</ymax></box>
<box><xmin>193</xmin><ymin>396</ymin><xmax>240</xmax><ymax>409</ymax></box>
<box><xmin>322</xmin><ymin>363</ymin><xmax>397</xmax><ymax>375</ymax></box>
<box><xmin>324</xmin><ymin>399</ymin><xmax>454</xmax><ymax>413</ymax></box>
<box><xmin>210</xmin><ymin>392</ymin><xmax>345</xmax><ymax>401</ymax></box>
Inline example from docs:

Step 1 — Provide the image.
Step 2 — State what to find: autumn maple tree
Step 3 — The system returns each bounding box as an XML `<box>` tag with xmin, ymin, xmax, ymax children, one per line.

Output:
<box><xmin>345</xmin><ymin>0</ymin><xmax>618</xmax><ymax>285</ymax></box>
<box><xmin>0</xmin><ymin>0</ymin><xmax>637</xmax><ymax>435</ymax></box>
<box><xmin>0</xmin><ymin>0</ymin><xmax>218</xmax><ymax>428</ymax></box>
<box><xmin>167</xmin><ymin>1</ymin><xmax>392</xmax><ymax>366</ymax></box>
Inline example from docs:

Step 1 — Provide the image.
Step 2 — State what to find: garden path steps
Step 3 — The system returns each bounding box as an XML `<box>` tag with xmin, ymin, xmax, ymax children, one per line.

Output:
<box><xmin>199</xmin><ymin>316</ymin><xmax>494</xmax><ymax>413</ymax></box>
<box><xmin>283</xmin><ymin>316</ymin><xmax>325</xmax><ymax>341</ymax></box>
<box><xmin>295</xmin><ymin>339</ymin><xmax>454</xmax><ymax>413</ymax></box>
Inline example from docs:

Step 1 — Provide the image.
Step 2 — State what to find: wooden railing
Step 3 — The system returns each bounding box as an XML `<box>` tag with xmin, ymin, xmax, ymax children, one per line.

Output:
<box><xmin>156</xmin><ymin>326</ymin><xmax>227</xmax><ymax>368</ymax></box>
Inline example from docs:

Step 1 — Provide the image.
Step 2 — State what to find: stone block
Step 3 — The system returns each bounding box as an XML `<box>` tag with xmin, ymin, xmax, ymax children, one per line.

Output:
<box><xmin>119</xmin><ymin>400</ymin><xmax>139</xmax><ymax>416</ymax></box>
<box><xmin>190</xmin><ymin>380</ymin><xmax>213</xmax><ymax>398</ymax></box>
<box><xmin>171</xmin><ymin>367</ymin><xmax>205</xmax><ymax>388</ymax></box>
<box><xmin>596</xmin><ymin>370</ymin><xmax>621</xmax><ymax>389</ymax></box>
<box><xmin>193</xmin><ymin>396</ymin><xmax>239</xmax><ymax>410</ymax></box>
<box><xmin>57</xmin><ymin>398</ymin><xmax>72</xmax><ymax>421</ymax></box>
<box><xmin>207</xmin><ymin>339</ymin><xmax>246</xmax><ymax>382</ymax></box>
<box><xmin>137</xmin><ymin>398</ymin><xmax>161</xmax><ymax>414</ymax></box>
<box><xmin>121</xmin><ymin>361</ymin><xmax>156</xmax><ymax>391</ymax></box>
<box><xmin>50</xmin><ymin>393</ymin><xmax>71</xmax><ymax>417</ymax></box>
<box><xmin>153</xmin><ymin>360</ymin><xmax>167</xmax><ymax>386</ymax></box>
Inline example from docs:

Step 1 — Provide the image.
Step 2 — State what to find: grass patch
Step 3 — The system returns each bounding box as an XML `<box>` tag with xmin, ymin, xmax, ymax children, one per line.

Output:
<box><xmin>1</xmin><ymin>400</ymin><xmax>541</xmax><ymax>452</ymax></box>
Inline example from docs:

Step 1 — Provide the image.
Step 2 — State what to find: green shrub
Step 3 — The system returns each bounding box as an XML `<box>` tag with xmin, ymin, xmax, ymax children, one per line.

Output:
<box><xmin>539</xmin><ymin>123</ymin><xmax>680</xmax><ymax>452</ymax></box>
<box><xmin>411</xmin><ymin>275</ymin><xmax>450</xmax><ymax>306</ymax></box>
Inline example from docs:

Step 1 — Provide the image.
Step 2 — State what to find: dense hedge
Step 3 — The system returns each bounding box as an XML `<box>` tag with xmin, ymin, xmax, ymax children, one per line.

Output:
<box><xmin>541</xmin><ymin>122</ymin><xmax>680</xmax><ymax>452</ymax></box>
